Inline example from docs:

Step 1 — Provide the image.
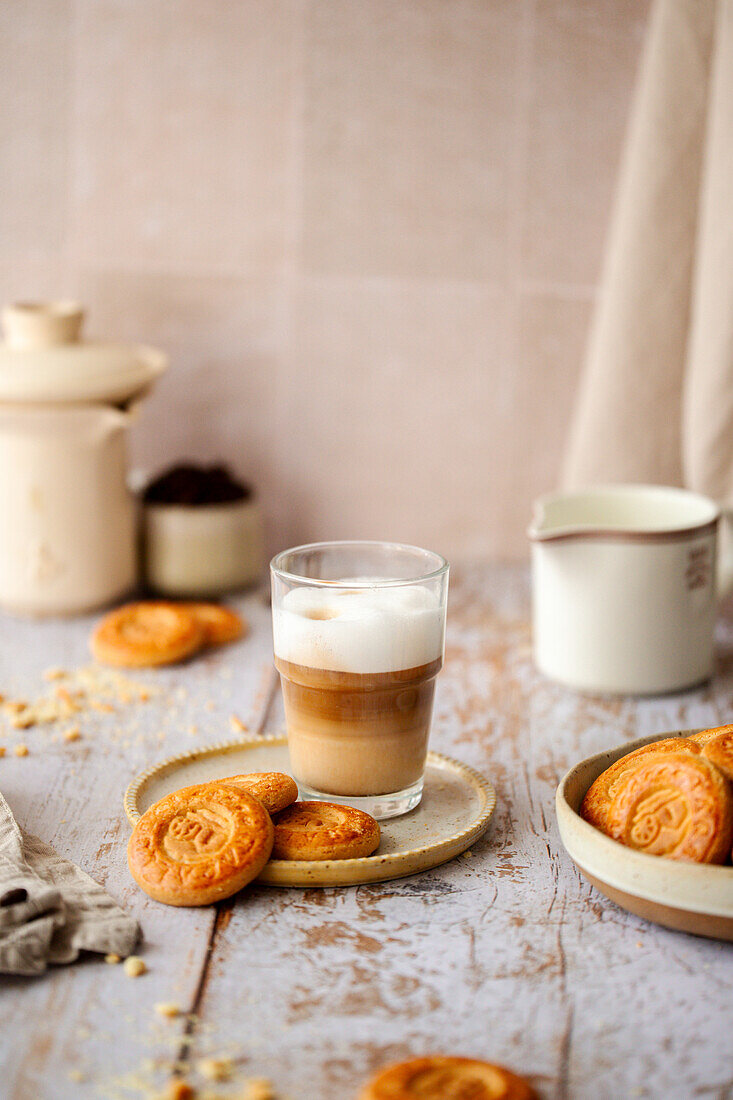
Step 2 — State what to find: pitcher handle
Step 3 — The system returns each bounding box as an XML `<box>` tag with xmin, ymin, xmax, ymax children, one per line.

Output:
<box><xmin>717</xmin><ymin>508</ymin><xmax>733</xmax><ymax>600</ymax></box>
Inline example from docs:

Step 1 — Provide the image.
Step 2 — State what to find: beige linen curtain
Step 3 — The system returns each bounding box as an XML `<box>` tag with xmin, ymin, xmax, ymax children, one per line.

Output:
<box><xmin>563</xmin><ymin>0</ymin><xmax>733</xmax><ymax>503</ymax></box>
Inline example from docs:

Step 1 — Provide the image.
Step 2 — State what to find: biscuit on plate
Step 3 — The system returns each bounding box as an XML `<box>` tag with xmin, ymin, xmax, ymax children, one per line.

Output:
<box><xmin>219</xmin><ymin>773</ymin><xmax>298</xmax><ymax>815</ymax></box>
<box><xmin>358</xmin><ymin>1056</ymin><xmax>537</xmax><ymax>1100</ymax></box>
<box><xmin>127</xmin><ymin>782</ymin><xmax>273</xmax><ymax>905</ymax></box>
<box><xmin>183</xmin><ymin>603</ymin><xmax>246</xmax><ymax>646</ymax></box>
<box><xmin>581</xmin><ymin>737</ymin><xmax>700</xmax><ymax>833</ymax></box>
<box><xmin>92</xmin><ymin>602</ymin><xmax>204</xmax><ymax>668</ymax></box>
<box><xmin>690</xmin><ymin>724</ymin><xmax>733</xmax><ymax>783</ymax></box>
<box><xmin>590</xmin><ymin>750</ymin><xmax>733</xmax><ymax>864</ymax></box>
<box><xmin>272</xmin><ymin>801</ymin><xmax>380</xmax><ymax>861</ymax></box>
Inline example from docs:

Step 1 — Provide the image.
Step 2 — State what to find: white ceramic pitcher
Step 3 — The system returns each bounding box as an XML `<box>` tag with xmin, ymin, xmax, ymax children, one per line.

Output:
<box><xmin>0</xmin><ymin>302</ymin><xmax>166</xmax><ymax>615</ymax></box>
<box><xmin>528</xmin><ymin>484</ymin><xmax>733</xmax><ymax>695</ymax></box>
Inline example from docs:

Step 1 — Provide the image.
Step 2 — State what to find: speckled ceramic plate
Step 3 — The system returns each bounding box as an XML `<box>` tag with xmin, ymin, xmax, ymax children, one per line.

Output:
<box><xmin>124</xmin><ymin>735</ymin><xmax>496</xmax><ymax>887</ymax></box>
<box><xmin>556</xmin><ymin>731</ymin><xmax>733</xmax><ymax>941</ymax></box>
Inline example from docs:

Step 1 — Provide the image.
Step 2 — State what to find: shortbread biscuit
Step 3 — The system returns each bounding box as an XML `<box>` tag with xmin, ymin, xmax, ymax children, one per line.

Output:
<box><xmin>690</xmin><ymin>724</ymin><xmax>733</xmax><ymax>782</ymax></box>
<box><xmin>92</xmin><ymin>602</ymin><xmax>204</xmax><ymax>668</ymax></box>
<box><xmin>358</xmin><ymin>1056</ymin><xmax>537</xmax><ymax>1100</ymax></box>
<box><xmin>219</xmin><ymin>773</ymin><xmax>298</xmax><ymax>815</ymax></box>
<box><xmin>600</xmin><ymin>751</ymin><xmax>733</xmax><ymax>864</ymax></box>
<box><xmin>581</xmin><ymin>737</ymin><xmax>700</xmax><ymax>833</ymax></box>
<box><xmin>128</xmin><ymin>783</ymin><xmax>274</xmax><ymax>905</ymax></box>
<box><xmin>184</xmin><ymin>603</ymin><xmax>246</xmax><ymax>647</ymax></box>
<box><xmin>272</xmin><ymin>801</ymin><xmax>380</xmax><ymax>861</ymax></box>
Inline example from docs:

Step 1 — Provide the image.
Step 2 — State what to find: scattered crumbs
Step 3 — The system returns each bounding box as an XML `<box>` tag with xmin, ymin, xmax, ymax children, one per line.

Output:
<box><xmin>636</xmin><ymin>941</ymin><xmax>643</xmax><ymax>948</ymax></box>
<box><xmin>189</xmin><ymin>725</ymin><xmax>198</xmax><ymax>736</ymax></box>
<box><xmin>242</xmin><ymin>1079</ymin><xmax>277</xmax><ymax>1100</ymax></box>
<box><xmin>123</xmin><ymin>955</ymin><xmax>147</xmax><ymax>978</ymax></box>
<box><xmin>229</xmin><ymin>714</ymin><xmax>247</xmax><ymax>733</ymax></box>
<box><xmin>159</xmin><ymin>1081</ymin><xmax>195</xmax><ymax>1100</ymax></box>
<box><xmin>461</xmin><ymin>849</ymin><xmax>473</xmax><ymax>859</ymax></box>
<box><xmin>205</xmin><ymin>701</ymin><xmax>216</xmax><ymax>712</ymax></box>
<box><xmin>0</xmin><ymin>747</ymin><xmax>5</xmax><ymax>758</ymax></box>
<box><xmin>105</xmin><ymin>953</ymin><xmax>122</xmax><ymax>965</ymax></box>
<box><xmin>67</xmin><ymin>1069</ymin><xmax>85</xmax><ymax>1083</ymax></box>
<box><xmin>196</xmin><ymin>1057</ymin><xmax>233</xmax><ymax>1082</ymax></box>
<box><xmin>14</xmin><ymin>744</ymin><xmax>28</xmax><ymax>757</ymax></box>
<box><xmin>154</xmin><ymin>1002</ymin><xmax>181</xmax><ymax>1019</ymax></box>
<box><xmin>44</xmin><ymin>667</ymin><xmax>67</xmax><ymax>681</ymax></box>
<box><xmin>63</xmin><ymin>726</ymin><xmax>81</xmax><ymax>742</ymax></box>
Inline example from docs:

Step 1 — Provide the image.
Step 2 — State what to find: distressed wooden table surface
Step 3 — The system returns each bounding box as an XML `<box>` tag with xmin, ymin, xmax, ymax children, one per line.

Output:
<box><xmin>1</xmin><ymin>564</ymin><xmax>732</xmax><ymax>1100</ymax></box>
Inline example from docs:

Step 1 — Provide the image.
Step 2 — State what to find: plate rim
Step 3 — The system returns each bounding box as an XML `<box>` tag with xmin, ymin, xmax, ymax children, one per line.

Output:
<box><xmin>124</xmin><ymin>735</ymin><xmax>497</xmax><ymax>882</ymax></box>
<box><xmin>556</xmin><ymin>729</ymin><xmax>733</xmax><ymax>919</ymax></box>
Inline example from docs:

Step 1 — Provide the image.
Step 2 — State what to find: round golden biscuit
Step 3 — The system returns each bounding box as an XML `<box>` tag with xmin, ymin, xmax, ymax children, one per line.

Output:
<box><xmin>183</xmin><ymin>603</ymin><xmax>246</xmax><ymax>646</ymax></box>
<box><xmin>272</xmin><ymin>801</ymin><xmax>380</xmax><ymax>861</ymax></box>
<box><xmin>358</xmin><ymin>1056</ymin><xmax>537</xmax><ymax>1100</ymax></box>
<box><xmin>218</xmin><ymin>773</ymin><xmax>298</xmax><ymax>815</ymax></box>
<box><xmin>690</xmin><ymin>724</ymin><xmax>733</xmax><ymax>782</ymax></box>
<box><xmin>91</xmin><ymin>602</ymin><xmax>205</xmax><ymax>668</ymax></box>
<box><xmin>127</xmin><ymin>782</ymin><xmax>274</xmax><ymax>906</ymax></box>
<box><xmin>581</xmin><ymin>737</ymin><xmax>700</xmax><ymax>833</ymax></box>
<box><xmin>602</xmin><ymin>750</ymin><xmax>733</xmax><ymax>864</ymax></box>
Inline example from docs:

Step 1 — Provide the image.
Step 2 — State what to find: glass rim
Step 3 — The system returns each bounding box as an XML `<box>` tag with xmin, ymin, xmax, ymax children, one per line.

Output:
<box><xmin>270</xmin><ymin>539</ymin><xmax>449</xmax><ymax>588</ymax></box>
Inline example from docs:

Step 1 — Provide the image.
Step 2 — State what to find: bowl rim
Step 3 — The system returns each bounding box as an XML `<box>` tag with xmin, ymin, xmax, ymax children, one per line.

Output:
<box><xmin>555</xmin><ymin>730</ymin><xmax>733</xmax><ymax>916</ymax></box>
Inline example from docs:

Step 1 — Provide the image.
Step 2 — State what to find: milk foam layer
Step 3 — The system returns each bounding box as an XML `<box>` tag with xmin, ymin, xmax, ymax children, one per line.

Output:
<box><xmin>273</xmin><ymin>584</ymin><xmax>444</xmax><ymax>673</ymax></box>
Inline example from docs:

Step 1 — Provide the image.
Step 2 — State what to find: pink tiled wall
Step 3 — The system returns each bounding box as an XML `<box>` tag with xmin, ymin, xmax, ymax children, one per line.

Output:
<box><xmin>0</xmin><ymin>0</ymin><xmax>650</xmax><ymax>560</ymax></box>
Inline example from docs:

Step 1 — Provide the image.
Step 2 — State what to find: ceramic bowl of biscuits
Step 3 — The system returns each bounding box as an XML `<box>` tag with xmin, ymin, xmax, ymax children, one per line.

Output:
<box><xmin>556</xmin><ymin>727</ymin><xmax>733</xmax><ymax>941</ymax></box>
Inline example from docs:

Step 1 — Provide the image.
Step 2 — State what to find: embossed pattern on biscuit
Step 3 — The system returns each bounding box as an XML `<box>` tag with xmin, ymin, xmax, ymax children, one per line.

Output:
<box><xmin>603</xmin><ymin>751</ymin><xmax>733</xmax><ymax>864</ymax></box>
<box><xmin>359</xmin><ymin>1056</ymin><xmax>537</xmax><ymax>1100</ymax></box>
<box><xmin>127</xmin><ymin>783</ymin><xmax>274</xmax><ymax>906</ymax></box>
<box><xmin>581</xmin><ymin>738</ymin><xmax>701</xmax><ymax>833</ymax></box>
<box><xmin>272</xmin><ymin>801</ymin><xmax>380</xmax><ymax>861</ymax></box>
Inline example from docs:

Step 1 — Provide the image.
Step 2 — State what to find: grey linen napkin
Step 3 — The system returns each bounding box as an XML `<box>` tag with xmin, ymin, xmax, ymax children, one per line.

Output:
<box><xmin>0</xmin><ymin>791</ymin><xmax>139</xmax><ymax>975</ymax></box>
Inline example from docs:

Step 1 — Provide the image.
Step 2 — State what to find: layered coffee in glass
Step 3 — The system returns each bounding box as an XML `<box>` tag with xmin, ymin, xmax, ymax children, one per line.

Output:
<box><xmin>271</xmin><ymin>541</ymin><xmax>449</xmax><ymax>819</ymax></box>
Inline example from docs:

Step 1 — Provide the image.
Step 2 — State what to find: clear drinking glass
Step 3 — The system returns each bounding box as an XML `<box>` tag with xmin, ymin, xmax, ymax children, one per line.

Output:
<box><xmin>271</xmin><ymin>541</ymin><xmax>449</xmax><ymax>819</ymax></box>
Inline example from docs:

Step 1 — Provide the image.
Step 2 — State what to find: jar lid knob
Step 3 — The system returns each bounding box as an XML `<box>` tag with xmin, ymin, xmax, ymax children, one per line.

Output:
<box><xmin>2</xmin><ymin>301</ymin><xmax>84</xmax><ymax>349</ymax></box>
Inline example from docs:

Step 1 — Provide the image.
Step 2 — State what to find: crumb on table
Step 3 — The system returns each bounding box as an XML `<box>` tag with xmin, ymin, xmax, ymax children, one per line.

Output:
<box><xmin>123</xmin><ymin>956</ymin><xmax>147</xmax><ymax>977</ymax></box>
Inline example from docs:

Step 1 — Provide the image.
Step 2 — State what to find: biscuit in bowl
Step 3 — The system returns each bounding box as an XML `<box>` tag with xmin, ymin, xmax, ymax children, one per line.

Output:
<box><xmin>272</xmin><ymin>801</ymin><xmax>380</xmax><ymax>861</ymax></box>
<box><xmin>589</xmin><ymin>750</ymin><xmax>733</xmax><ymax>864</ymax></box>
<box><xmin>219</xmin><ymin>772</ymin><xmax>298</xmax><ymax>815</ymax></box>
<box><xmin>357</xmin><ymin>1056</ymin><xmax>537</xmax><ymax>1100</ymax></box>
<box><xmin>690</xmin><ymin>725</ymin><xmax>733</xmax><ymax>783</ymax></box>
<box><xmin>127</xmin><ymin>782</ymin><xmax>274</xmax><ymax>905</ymax></box>
<box><xmin>581</xmin><ymin>737</ymin><xmax>701</xmax><ymax>833</ymax></box>
<box><xmin>183</xmin><ymin>603</ymin><xmax>246</xmax><ymax>646</ymax></box>
<box><xmin>92</xmin><ymin>602</ymin><xmax>204</xmax><ymax>668</ymax></box>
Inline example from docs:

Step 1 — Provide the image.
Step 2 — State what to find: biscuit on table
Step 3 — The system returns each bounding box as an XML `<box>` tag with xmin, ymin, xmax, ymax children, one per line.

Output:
<box><xmin>589</xmin><ymin>750</ymin><xmax>733</xmax><ymax>864</ymax></box>
<box><xmin>127</xmin><ymin>782</ymin><xmax>274</xmax><ymax>906</ymax></box>
<box><xmin>91</xmin><ymin>602</ymin><xmax>205</xmax><ymax>668</ymax></box>
<box><xmin>272</xmin><ymin>801</ymin><xmax>380</xmax><ymax>861</ymax></box>
<box><xmin>219</xmin><ymin>772</ymin><xmax>298</xmax><ymax>815</ymax></box>
<box><xmin>690</xmin><ymin>724</ymin><xmax>733</xmax><ymax>783</ymax></box>
<box><xmin>183</xmin><ymin>603</ymin><xmax>246</xmax><ymax>647</ymax></box>
<box><xmin>581</xmin><ymin>737</ymin><xmax>701</xmax><ymax>833</ymax></box>
<box><xmin>358</xmin><ymin>1056</ymin><xmax>537</xmax><ymax>1100</ymax></box>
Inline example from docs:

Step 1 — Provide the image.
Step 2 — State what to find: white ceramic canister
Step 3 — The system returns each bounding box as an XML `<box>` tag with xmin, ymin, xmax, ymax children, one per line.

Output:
<box><xmin>528</xmin><ymin>484</ymin><xmax>733</xmax><ymax>695</ymax></box>
<box><xmin>0</xmin><ymin>302</ymin><xmax>167</xmax><ymax>615</ymax></box>
<box><xmin>142</xmin><ymin>496</ymin><xmax>264</xmax><ymax>597</ymax></box>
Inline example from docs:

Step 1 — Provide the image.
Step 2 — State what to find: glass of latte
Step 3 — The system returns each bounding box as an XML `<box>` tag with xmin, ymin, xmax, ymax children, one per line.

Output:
<box><xmin>271</xmin><ymin>541</ymin><xmax>449</xmax><ymax>820</ymax></box>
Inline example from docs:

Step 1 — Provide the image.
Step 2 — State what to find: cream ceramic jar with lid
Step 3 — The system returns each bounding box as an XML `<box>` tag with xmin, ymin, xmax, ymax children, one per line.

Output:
<box><xmin>0</xmin><ymin>301</ymin><xmax>167</xmax><ymax>615</ymax></box>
